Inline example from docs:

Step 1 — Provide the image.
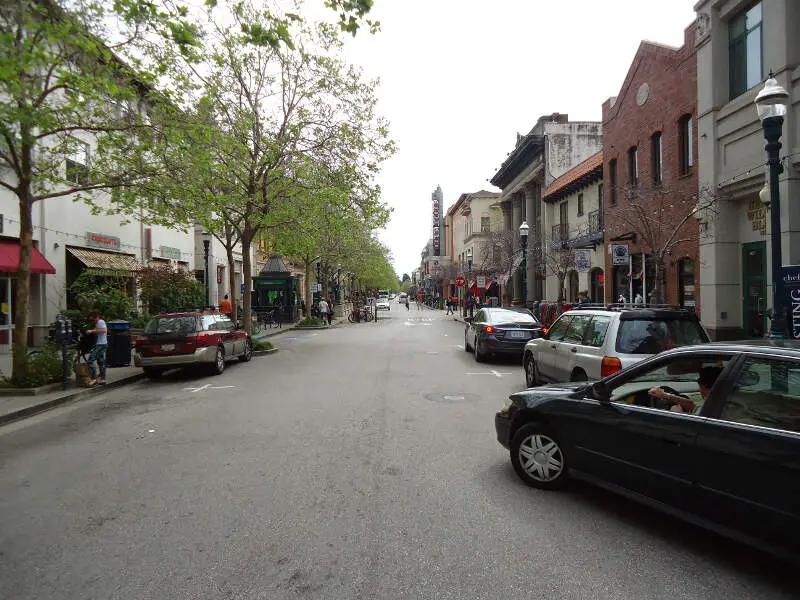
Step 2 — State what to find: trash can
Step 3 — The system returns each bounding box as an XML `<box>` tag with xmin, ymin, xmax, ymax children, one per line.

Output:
<box><xmin>106</xmin><ymin>320</ymin><xmax>131</xmax><ymax>367</ymax></box>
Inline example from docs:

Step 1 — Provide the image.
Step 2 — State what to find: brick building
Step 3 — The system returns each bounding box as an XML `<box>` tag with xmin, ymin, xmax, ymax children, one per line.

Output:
<box><xmin>601</xmin><ymin>23</ymin><xmax>700</xmax><ymax>311</ymax></box>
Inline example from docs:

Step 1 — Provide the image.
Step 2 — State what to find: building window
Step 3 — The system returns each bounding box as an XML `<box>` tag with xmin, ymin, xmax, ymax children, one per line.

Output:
<box><xmin>651</xmin><ymin>132</ymin><xmax>662</xmax><ymax>184</ymax></box>
<box><xmin>627</xmin><ymin>147</ymin><xmax>638</xmax><ymax>186</ymax></box>
<box><xmin>65</xmin><ymin>139</ymin><xmax>89</xmax><ymax>185</ymax></box>
<box><xmin>480</xmin><ymin>216</ymin><xmax>490</xmax><ymax>233</ymax></box>
<box><xmin>609</xmin><ymin>160</ymin><xmax>617</xmax><ymax>205</ymax></box>
<box><xmin>577</xmin><ymin>193</ymin><xmax>584</xmax><ymax>216</ymax></box>
<box><xmin>678</xmin><ymin>114</ymin><xmax>693</xmax><ymax>176</ymax></box>
<box><xmin>729</xmin><ymin>2</ymin><xmax>763</xmax><ymax>99</ymax></box>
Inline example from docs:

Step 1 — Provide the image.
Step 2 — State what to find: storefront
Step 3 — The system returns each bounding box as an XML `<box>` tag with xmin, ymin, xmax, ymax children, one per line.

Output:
<box><xmin>65</xmin><ymin>235</ymin><xmax>140</xmax><ymax>308</ymax></box>
<box><xmin>0</xmin><ymin>239</ymin><xmax>57</xmax><ymax>351</ymax></box>
<box><xmin>252</xmin><ymin>254</ymin><xmax>298</xmax><ymax>323</ymax></box>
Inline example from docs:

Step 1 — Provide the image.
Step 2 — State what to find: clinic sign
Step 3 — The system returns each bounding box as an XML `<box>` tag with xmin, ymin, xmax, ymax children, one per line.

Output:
<box><xmin>782</xmin><ymin>265</ymin><xmax>800</xmax><ymax>339</ymax></box>
<box><xmin>432</xmin><ymin>194</ymin><xmax>440</xmax><ymax>256</ymax></box>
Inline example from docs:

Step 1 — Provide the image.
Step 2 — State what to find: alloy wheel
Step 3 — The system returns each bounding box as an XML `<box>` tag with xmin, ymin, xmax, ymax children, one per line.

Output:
<box><xmin>517</xmin><ymin>434</ymin><xmax>564</xmax><ymax>482</ymax></box>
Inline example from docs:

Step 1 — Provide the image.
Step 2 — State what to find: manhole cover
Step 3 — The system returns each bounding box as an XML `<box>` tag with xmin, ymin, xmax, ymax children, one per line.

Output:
<box><xmin>424</xmin><ymin>392</ymin><xmax>478</xmax><ymax>403</ymax></box>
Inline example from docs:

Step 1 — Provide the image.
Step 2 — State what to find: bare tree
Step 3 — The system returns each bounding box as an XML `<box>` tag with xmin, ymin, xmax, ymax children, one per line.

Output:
<box><xmin>606</xmin><ymin>184</ymin><xmax>723</xmax><ymax>303</ymax></box>
<box><xmin>536</xmin><ymin>237</ymin><xmax>577</xmax><ymax>305</ymax></box>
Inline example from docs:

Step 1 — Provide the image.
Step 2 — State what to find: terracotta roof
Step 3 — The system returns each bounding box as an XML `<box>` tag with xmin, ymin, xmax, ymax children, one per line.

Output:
<box><xmin>543</xmin><ymin>151</ymin><xmax>603</xmax><ymax>202</ymax></box>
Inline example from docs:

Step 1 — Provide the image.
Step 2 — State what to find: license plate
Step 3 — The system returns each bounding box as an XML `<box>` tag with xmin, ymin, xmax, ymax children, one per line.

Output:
<box><xmin>141</xmin><ymin>358</ymin><xmax>153</xmax><ymax>365</ymax></box>
<box><xmin>508</xmin><ymin>331</ymin><xmax>528</xmax><ymax>339</ymax></box>
<box><xmin>161</xmin><ymin>344</ymin><xmax>175</xmax><ymax>351</ymax></box>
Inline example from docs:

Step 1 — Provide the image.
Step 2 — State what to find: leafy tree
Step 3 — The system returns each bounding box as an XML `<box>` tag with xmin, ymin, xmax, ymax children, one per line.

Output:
<box><xmin>68</xmin><ymin>272</ymin><xmax>135</xmax><ymax>321</ymax></box>
<box><xmin>136</xmin><ymin>265</ymin><xmax>205</xmax><ymax>315</ymax></box>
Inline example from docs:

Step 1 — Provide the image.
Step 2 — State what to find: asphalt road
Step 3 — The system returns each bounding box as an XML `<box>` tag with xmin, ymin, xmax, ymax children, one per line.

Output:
<box><xmin>0</xmin><ymin>304</ymin><xmax>795</xmax><ymax>600</ymax></box>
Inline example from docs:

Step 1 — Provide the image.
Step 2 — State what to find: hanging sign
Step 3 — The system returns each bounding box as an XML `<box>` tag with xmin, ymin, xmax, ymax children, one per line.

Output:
<box><xmin>574</xmin><ymin>250</ymin><xmax>591</xmax><ymax>272</ymax></box>
<box><xmin>455</xmin><ymin>276</ymin><xmax>465</xmax><ymax>288</ymax></box>
<box><xmin>477</xmin><ymin>275</ymin><xmax>486</xmax><ymax>287</ymax></box>
<box><xmin>782</xmin><ymin>265</ymin><xmax>800</xmax><ymax>339</ymax></box>
<box><xmin>611</xmin><ymin>244</ymin><xmax>630</xmax><ymax>266</ymax></box>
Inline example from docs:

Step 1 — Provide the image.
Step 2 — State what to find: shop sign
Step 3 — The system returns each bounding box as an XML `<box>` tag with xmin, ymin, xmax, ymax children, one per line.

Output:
<box><xmin>782</xmin><ymin>265</ymin><xmax>800</xmax><ymax>339</ymax></box>
<box><xmin>611</xmin><ymin>244</ymin><xmax>629</xmax><ymax>266</ymax></box>
<box><xmin>574</xmin><ymin>250</ymin><xmax>591</xmax><ymax>272</ymax></box>
<box><xmin>86</xmin><ymin>232</ymin><xmax>120</xmax><ymax>251</ymax></box>
<box><xmin>160</xmin><ymin>245</ymin><xmax>182</xmax><ymax>260</ymax></box>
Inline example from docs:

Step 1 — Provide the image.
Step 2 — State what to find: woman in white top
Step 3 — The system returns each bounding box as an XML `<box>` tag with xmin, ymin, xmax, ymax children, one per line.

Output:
<box><xmin>318</xmin><ymin>298</ymin><xmax>329</xmax><ymax>318</ymax></box>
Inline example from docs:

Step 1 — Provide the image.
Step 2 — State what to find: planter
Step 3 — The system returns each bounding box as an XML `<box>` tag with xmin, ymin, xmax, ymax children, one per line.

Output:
<box><xmin>253</xmin><ymin>348</ymin><xmax>278</xmax><ymax>356</ymax></box>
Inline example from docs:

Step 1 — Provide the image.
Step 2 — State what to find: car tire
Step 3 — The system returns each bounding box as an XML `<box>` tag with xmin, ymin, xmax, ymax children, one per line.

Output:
<box><xmin>510</xmin><ymin>422</ymin><xmax>569</xmax><ymax>490</ymax></box>
<box><xmin>570</xmin><ymin>369</ymin><xmax>588</xmax><ymax>382</ymax></box>
<box><xmin>210</xmin><ymin>346</ymin><xmax>225</xmax><ymax>375</ymax></box>
<box><xmin>474</xmin><ymin>340</ymin><xmax>486</xmax><ymax>363</ymax></box>
<box><xmin>143</xmin><ymin>367</ymin><xmax>163</xmax><ymax>379</ymax></box>
<box><xmin>239</xmin><ymin>339</ymin><xmax>253</xmax><ymax>363</ymax></box>
<box><xmin>524</xmin><ymin>354</ymin><xmax>539</xmax><ymax>387</ymax></box>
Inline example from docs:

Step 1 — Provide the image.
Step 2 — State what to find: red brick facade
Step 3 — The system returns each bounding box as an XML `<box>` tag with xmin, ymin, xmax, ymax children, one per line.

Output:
<box><xmin>602</xmin><ymin>23</ymin><xmax>700</xmax><ymax>312</ymax></box>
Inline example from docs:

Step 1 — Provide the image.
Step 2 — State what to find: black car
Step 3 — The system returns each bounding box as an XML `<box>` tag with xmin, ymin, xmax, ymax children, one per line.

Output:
<box><xmin>465</xmin><ymin>308</ymin><xmax>543</xmax><ymax>362</ymax></box>
<box><xmin>495</xmin><ymin>341</ymin><xmax>800</xmax><ymax>561</ymax></box>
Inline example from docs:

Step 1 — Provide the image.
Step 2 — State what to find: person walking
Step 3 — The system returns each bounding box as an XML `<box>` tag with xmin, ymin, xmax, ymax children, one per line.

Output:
<box><xmin>404</xmin><ymin>295</ymin><xmax>410</xmax><ymax>310</ymax></box>
<box><xmin>87</xmin><ymin>311</ymin><xmax>108</xmax><ymax>385</ymax></box>
<box><xmin>318</xmin><ymin>296</ymin><xmax>329</xmax><ymax>324</ymax></box>
<box><xmin>445</xmin><ymin>296</ymin><xmax>454</xmax><ymax>315</ymax></box>
<box><xmin>325</xmin><ymin>297</ymin><xmax>334</xmax><ymax>326</ymax></box>
<box><xmin>219</xmin><ymin>294</ymin><xmax>232</xmax><ymax>317</ymax></box>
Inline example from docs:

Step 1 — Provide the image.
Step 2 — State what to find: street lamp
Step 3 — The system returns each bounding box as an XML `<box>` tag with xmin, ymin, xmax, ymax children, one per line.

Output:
<box><xmin>466</xmin><ymin>248</ymin><xmax>473</xmax><ymax>319</ymax></box>
<box><xmin>755</xmin><ymin>75</ymin><xmax>789</xmax><ymax>338</ymax></box>
<box><xmin>519</xmin><ymin>221</ymin><xmax>529</xmax><ymax>308</ymax></box>
<box><xmin>201</xmin><ymin>231</ymin><xmax>212</xmax><ymax>307</ymax></box>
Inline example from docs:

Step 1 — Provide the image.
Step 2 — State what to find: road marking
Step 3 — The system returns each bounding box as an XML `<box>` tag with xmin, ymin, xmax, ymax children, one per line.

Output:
<box><xmin>426</xmin><ymin>351</ymin><xmax>439</xmax><ymax>355</ymax></box>
<box><xmin>465</xmin><ymin>371</ymin><xmax>513</xmax><ymax>378</ymax></box>
<box><xmin>184</xmin><ymin>384</ymin><xmax>211</xmax><ymax>393</ymax></box>
<box><xmin>455</xmin><ymin>345</ymin><xmax>464</xmax><ymax>350</ymax></box>
<box><xmin>183</xmin><ymin>384</ymin><xmax>237</xmax><ymax>393</ymax></box>
<box><xmin>212</xmin><ymin>385</ymin><xmax>236</xmax><ymax>389</ymax></box>
<box><xmin>443</xmin><ymin>395</ymin><xmax>465</xmax><ymax>401</ymax></box>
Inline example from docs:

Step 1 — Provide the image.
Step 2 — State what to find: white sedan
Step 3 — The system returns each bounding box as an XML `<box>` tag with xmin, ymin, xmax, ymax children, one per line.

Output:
<box><xmin>376</xmin><ymin>297</ymin><xmax>391</xmax><ymax>310</ymax></box>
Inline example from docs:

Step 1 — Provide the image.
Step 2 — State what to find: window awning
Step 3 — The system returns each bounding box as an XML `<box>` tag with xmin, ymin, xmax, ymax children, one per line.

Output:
<box><xmin>0</xmin><ymin>241</ymin><xmax>56</xmax><ymax>274</ymax></box>
<box><xmin>67</xmin><ymin>247</ymin><xmax>140</xmax><ymax>274</ymax></box>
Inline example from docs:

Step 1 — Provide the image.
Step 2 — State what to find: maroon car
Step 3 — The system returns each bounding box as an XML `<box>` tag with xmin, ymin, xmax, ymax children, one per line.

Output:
<box><xmin>134</xmin><ymin>310</ymin><xmax>252</xmax><ymax>378</ymax></box>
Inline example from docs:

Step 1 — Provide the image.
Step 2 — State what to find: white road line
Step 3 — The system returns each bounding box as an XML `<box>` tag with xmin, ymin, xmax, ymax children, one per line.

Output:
<box><xmin>491</xmin><ymin>370</ymin><xmax>513</xmax><ymax>378</ymax></box>
<box><xmin>211</xmin><ymin>385</ymin><xmax>236</xmax><ymax>389</ymax></box>
<box><xmin>455</xmin><ymin>345</ymin><xmax>464</xmax><ymax>350</ymax></box>
<box><xmin>184</xmin><ymin>383</ymin><xmax>211</xmax><ymax>393</ymax></box>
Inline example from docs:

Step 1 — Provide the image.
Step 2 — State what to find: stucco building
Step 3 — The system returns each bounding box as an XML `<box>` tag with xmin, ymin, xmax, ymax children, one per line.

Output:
<box><xmin>695</xmin><ymin>0</ymin><xmax>800</xmax><ymax>339</ymax></box>
<box><xmin>489</xmin><ymin>114</ymin><xmax>603</xmax><ymax>305</ymax></box>
<box><xmin>602</xmin><ymin>24</ymin><xmax>700</xmax><ymax>310</ymax></box>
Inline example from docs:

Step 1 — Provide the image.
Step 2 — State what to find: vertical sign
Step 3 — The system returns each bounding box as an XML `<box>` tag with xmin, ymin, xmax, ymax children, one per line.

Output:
<box><xmin>782</xmin><ymin>266</ymin><xmax>800</xmax><ymax>339</ymax></box>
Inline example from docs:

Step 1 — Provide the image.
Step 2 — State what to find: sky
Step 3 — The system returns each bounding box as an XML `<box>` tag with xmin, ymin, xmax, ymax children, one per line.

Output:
<box><xmin>320</xmin><ymin>0</ymin><xmax>698</xmax><ymax>277</ymax></box>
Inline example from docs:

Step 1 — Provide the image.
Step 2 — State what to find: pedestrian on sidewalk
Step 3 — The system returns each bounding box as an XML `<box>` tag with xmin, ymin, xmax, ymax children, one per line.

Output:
<box><xmin>445</xmin><ymin>297</ymin><xmax>454</xmax><ymax>315</ymax></box>
<box><xmin>87</xmin><ymin>311</ymin><xmax>108</xmax><ymax>385</ymax></box>
<box><xmin>219</xmin><ymin>294</ymin><xmax>232</xmax><ymax>317</ymax></box>
<box><xmin>325</xmin><ymin>297</ymin><xmax>334</xmax><ymax>326</ymax></box>
<box><xmin>404</xmin><ymin>296</ymin><xmax>410</xmax><ymax>310</ymax></box>
<box><xmin>318</xmin><ymin>297</ymin><xmax>329</xmax><ymax>324</ymax></box>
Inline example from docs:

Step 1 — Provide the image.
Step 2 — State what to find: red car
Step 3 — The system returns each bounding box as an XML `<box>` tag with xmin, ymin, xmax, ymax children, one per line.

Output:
<box><xmin>134</xmin><ymin>310</ymin><xmax>252</xmax><ymax>378</ymax></box>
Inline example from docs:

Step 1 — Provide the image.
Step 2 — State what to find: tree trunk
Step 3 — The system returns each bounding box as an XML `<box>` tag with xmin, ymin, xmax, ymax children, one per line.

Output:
<box><xmin>12</xmin><ymin>191</ymin><xmax>33</xmax><ymax>384</ymax></box>
<box><xmin>303</xmin><ymin>257</ymin><xmax>311</xmax><ymax>317</ymax></box>
<box><xmin>653</xmin><ymin>259</ymin><xmax>665</xmax><ymax>304</ymax></box>
<box><xmin>241</xmin><ymin>227</ymin><xmax>254</xmax><ymax>335</ymax></box>
<box><xmin>557</xmin><ymin>273</ymin><xmax>566</xmax><ymax>304</ymax></box>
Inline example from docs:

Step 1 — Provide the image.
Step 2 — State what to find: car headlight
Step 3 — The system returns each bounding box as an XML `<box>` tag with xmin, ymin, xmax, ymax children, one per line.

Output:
<box><xmin>499</xmin><ymin>397</ymin><xmax>513</xmax><ymax>415</ymax></box>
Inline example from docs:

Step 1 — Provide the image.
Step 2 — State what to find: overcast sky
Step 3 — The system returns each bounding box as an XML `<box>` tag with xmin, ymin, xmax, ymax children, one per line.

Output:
<box><xmin>323</xmin><ymin>0</ymin><xmax>697</xmax><ymax>277</ymax></box>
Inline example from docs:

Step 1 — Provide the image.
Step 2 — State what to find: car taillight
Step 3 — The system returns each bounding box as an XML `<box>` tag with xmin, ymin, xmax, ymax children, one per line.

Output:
<box><xmin>484</xmin><ymin>326</ymin><xmax>495</xmax><ymax>334</ymax></box>
<box><xmin>189</xmin><ymin>331</ymin><xmax>216</xmax><ymax>347</ymax></box>
<box><xmin>601</xmin><ymin>356</ymin><xmax>622</xmax><ymax>377</ymax></box>
<box><xmin>542</xmin><ymin>327</ymin><xmax>548</xmax><ymax>335</ymax></box>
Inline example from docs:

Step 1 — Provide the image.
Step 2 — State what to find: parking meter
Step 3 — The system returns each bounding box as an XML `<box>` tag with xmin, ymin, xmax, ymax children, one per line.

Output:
<box><xmin>54</xmin><ymin>315</ymin><xmax>72</xmax><ymax>389</ymax></box>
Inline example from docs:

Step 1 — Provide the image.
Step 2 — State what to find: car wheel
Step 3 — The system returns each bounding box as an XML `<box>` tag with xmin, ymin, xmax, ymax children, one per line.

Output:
<box><xmin>143</xmin><ymin>367</ymin><xmax>163</xmax><ymax>379</ymax></box>
<box><xmin>464</xmin><ymin>331</ymin><xmax>471</xmax><ymax>352</ymax></box>
<box><xmin>210</xmin><ymin>346</ymin><xmax>225</xmax><ymax>375</ymax></box>
<box><xmin>239</xmin><ymin>339</ymin><xmax>253</xmax><ymax>363</ymax></box>
<box><xmin>510</xmin><ymin>423</ymin><xmax>568</xmax><ymax>490</ymax></box>
<box><xmin>524</xmin><ymin>354</ymin><xmax>539</xmax><ymax>387</ymax></box>
<box><xmin>570</xmin><ymin>369</ymin><xmax>588</xmax><ymax>382</ymax></box>
<box><xmin>474</xmin><ymin>340</ymin><xmax>486</xmax><ymax>363</ymax></box>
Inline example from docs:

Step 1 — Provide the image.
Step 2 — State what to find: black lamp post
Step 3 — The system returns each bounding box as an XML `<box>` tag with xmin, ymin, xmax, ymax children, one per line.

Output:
<box><xmin>336</xmin><ymin>263</ymin><xmax>342</xmax><ymax>305</ymax></box>
<box><xmin>466</xmin><ymin>248</ymin><xmax>473</xmax><ymax>319</ymax></box>
<box><xmin>755</xmin><ymin>75</ymin><xmax>789</xmax><ymax>339</ymax></box>
<box><xmin>316</xmin><ymin>260</ymin><xmax>321</xmax><ymax>304</ymax></box>
<box><xmin>519</xmin><ymin>221</ymin><xmax>529</xmax><ymax>308</ymax></box>
<box><xmin>201</xmin><ymin>231</ymin><xmax>212</xmax><ymax>307</ymax></box>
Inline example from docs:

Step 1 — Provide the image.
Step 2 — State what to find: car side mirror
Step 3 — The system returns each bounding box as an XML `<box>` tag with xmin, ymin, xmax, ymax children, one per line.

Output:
<box><xmin>464</xmin><ymin>317</ymin><xmax>473</xmax><ymax>324</ymax></box>
<box><xmin>592</xmin><ymin>380</ymin><xmax>611</xmax><ymax>402</ymax></box>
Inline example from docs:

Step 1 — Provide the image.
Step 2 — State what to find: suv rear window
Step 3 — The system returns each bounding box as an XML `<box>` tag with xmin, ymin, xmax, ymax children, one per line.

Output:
<box><xmin>145</xmin><ymin>316</ymin><xmax>198</xmax><ymax>336</ymax></box>
<box><xmin>616</xmin><ymin>318</ymin><xmax>707</xmax><ymax>354</ymax></box>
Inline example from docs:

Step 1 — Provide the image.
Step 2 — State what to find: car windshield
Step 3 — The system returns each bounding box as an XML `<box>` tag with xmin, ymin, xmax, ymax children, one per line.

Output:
<box><xmin>145</xmin><ymin>316</ymin><xmax>197</xmax><ymax>335</ymax></box>
<box><xmin>615</xmin><ymin>318</ymin><xmax>707</xmax><ymax>354</ymax></box>
<box><xmin>489</xmin><ymin>310</ymin><xmax>540</xmax><ymax>325</ymax></box>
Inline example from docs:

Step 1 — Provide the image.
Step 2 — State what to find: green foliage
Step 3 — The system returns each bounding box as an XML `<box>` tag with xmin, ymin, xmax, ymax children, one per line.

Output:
<box><xmin>68</xmin><ymin>272</ymin><xmax>135</xmax><ymax>321</ymax></box>
<box><xmin>3</xmin><ymin>344</ymin><xmax>75</xmax><ymax>389</ymax></box>
<box><xmin>136</xmin><ymin>266</ymin><xmax>205</xmax><ymax>315</ymax></box>
<box><xmin>297</xmin><ymin>317</ymin><xmax>325</xmax><ymax>327</ymax></box>
<box><xmin>252</xmin><ymin>339</ymin><xmax>273</xmax><ymax>351</ymax></box>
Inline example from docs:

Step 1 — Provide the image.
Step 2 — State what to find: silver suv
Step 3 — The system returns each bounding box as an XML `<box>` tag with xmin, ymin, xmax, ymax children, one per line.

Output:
<box><xmin>522</xmin><ymin>306</ymin><xmax>709</xmax><ymax>387</ymax></box>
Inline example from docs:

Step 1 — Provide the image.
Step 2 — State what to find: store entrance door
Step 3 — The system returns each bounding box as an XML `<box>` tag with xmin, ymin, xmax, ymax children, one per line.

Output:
<box><xmin>742</xmin><ymin>241</ymin><xmax>766</xmax><ymax>338</ymax></box>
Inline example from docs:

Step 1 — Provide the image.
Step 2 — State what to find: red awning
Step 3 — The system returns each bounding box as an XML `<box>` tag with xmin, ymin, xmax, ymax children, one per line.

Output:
<box><xmin>0</xmin><ymin>241</ymin><xmax>56</xmax><ymax>274</ymax></box>
<box><xmin>485</xmin><ymin>280</ymin><xmax>494</xmax><ymax>290</ymax></box>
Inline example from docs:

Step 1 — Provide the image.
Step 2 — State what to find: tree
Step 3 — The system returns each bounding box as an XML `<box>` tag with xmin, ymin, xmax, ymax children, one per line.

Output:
<box><xmin>0</xmin><ymin>0</ymin><xmax>201</xmax><ymax>383</ymax></box>
<box><xmin>538</xmin><ymin>236</ymin><xmax>577</xmax><ymax>305</ymax></box>
<box><xmin>401</xmin><ymin>273</ymin><xmax>410</xmax><ymax>282</ymax></box>
<box><xmin>606</xmin><ymin>184</ymin><xmax>722</xmax><ymax>303</ymax></box>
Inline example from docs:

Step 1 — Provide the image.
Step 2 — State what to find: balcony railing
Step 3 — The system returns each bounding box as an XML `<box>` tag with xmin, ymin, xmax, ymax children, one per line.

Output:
<box><xmin>551</xmin><ymin>223</ymin><xmax>568</xmax><ymax>243</ymax></box>
<box><xmin>588</xmin><ymin>209</ymin><xmax>602</xmax><ymax>233</ymax></box>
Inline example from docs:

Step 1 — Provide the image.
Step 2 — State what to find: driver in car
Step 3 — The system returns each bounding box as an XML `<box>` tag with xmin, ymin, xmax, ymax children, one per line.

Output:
<box><xmin>648</xmin><ymin>366</ymin><xmax>723</xmax><ymax>413</ymax></box>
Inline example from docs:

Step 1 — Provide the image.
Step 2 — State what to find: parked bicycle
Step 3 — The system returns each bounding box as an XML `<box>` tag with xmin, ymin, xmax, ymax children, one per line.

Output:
<box><xmin>347</xmin><ymin>304</ymin><xmax>374</xmax><ymax>323</ymax></box>
<box><xmin>251</xmin><ymin>309</ymin><xmax>280</xmax><ymax>334</ymax></box>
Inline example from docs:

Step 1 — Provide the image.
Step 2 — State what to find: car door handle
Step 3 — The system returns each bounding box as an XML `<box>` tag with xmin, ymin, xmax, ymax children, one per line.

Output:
<box><xmin>569</xmin><ymin>347</ymin><xmax>577</xmax><ymax>353</ymax></box>
<box><xmin>550</xmin><ymin>344</ymin><xmax>557</xmax><ymax>349</ymax></box>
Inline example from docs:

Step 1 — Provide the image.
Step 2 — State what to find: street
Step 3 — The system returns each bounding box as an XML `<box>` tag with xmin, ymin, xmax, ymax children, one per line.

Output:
<box><xmin>0</xmin><ymin>306</ymin><xmax>795</xmax><ymax>600</ymax></box>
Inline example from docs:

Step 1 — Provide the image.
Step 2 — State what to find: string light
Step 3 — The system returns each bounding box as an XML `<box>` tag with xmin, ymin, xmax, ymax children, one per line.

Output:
<box><xmin>716</xmin><ymin>152</ymin><xmax>799</xmax><ymax>189</ymax></box>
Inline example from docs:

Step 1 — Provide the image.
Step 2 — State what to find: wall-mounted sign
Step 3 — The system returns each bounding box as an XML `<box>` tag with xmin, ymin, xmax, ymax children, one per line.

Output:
<box><xmin>611</xmin><ymin>244</ymin><xmax>629</xmax><ymax>266</ymax></box>
<box><xmin>160</xmin><ymin>245</ymin><xmax>182</xmax><ymax>260</ymax></box>
<box><xmin>574</xmin><ymin>250</ymin><xmax>591</xmax><ymax>272</ymax></box>
<box><xmin>782</xmin><ymin>265</ymin><xmax>800</xmax><ymax>339</ymax></box>
<box><xmin>216</xmin><ymin>264</ymin><xmax>225</xmax><ymax>285</ymax></box>
<box><xmin>477</xmin><ymin>275</ymin><xmax>486</xmax><ymax>287</ymax></box>
<box><xmin>86</xmin><ymin>232</ymin><xmax>120</xmax><ymax>251</ymax></box>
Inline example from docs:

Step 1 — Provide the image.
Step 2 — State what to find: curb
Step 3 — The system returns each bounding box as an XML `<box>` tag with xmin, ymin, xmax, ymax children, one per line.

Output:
<box><xmin>0</xmin><ymin>372</ymin><xmax>146</xmax><ymax>428</ymax></box>
<box><xmin>253</xmin><ymin>348</ymin><xmax>279</xmax><ymax>356</ymax></box>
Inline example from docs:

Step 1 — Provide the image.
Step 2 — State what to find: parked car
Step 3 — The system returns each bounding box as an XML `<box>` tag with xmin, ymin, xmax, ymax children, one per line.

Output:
<box><xmin>495</xmin><ymin>341</ymin><xmax>800</xmax><ymax>562</ymax></box>
<box><xmin>465</xmin><ymin>308</ymin><xmax>544</xmax><ymax>362</ymax></box>
<box><xmin>522</xmin><ymin>305</ymin><xmax>708</xmax><ymax>386</ymax></box>
<box><xmin>376</xmin><ymin>297</ymin><xmax>391</xmax><ymax>311</ymax></box>
<box><xmin>133</xmin><ymin>310</ymin><xmax>252</xmax><ymax>378</ymax></box>
<box><xmin>398</xmin><ymin>292</ymin><xmax>407</xmax><ymax>301</ymax></box>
